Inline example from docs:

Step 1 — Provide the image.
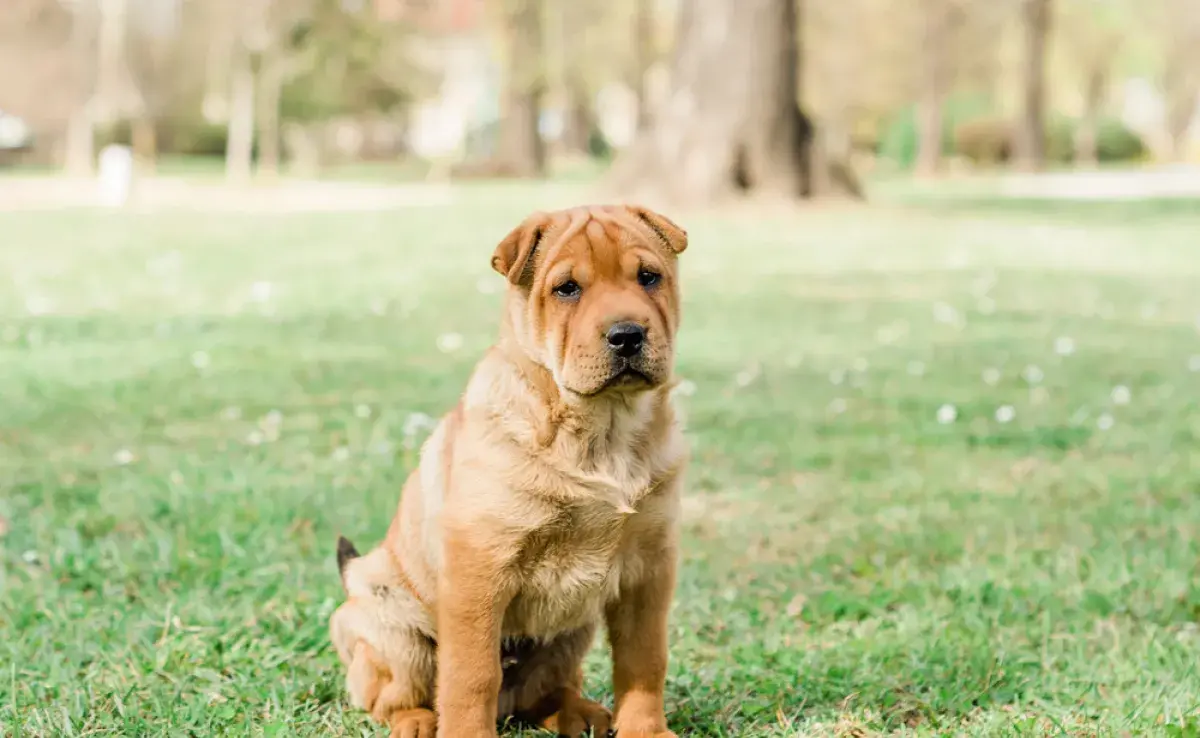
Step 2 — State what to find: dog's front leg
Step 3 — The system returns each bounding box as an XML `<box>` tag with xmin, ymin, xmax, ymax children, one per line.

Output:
<box><xmin>605</xmin><ymin>538</ymin><xmax>679</xmax><ymax>738</ymax></box>
<box><xmin>435</xmin><ymin>530</ymin><xmax>512</xmax><ymax>738</ymax></box>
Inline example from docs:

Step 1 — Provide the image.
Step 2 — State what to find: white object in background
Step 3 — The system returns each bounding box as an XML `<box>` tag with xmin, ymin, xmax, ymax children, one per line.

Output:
<box><xmin>98</xmin><ymin>144</ymin><xmax>133</xmax><ymax>207</ymax></box>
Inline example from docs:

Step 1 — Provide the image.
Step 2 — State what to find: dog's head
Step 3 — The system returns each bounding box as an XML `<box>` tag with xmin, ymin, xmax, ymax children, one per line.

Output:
<box><xmin>492</xmin><ymin>204</ymin><xmax>688</xmax><ymax>398</ymax></box>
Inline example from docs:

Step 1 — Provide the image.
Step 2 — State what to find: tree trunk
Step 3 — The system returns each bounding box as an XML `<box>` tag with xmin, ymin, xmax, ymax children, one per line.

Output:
<box><xmin>607</xmin><ymin>0</ymin><xmax>857</xmax><ymax>204</ymax></box>
<box><xmin>1014</xmin><ymin>0</ymin><xmax>1051</xmax><ymax>171</ymax></box>
<box><xmin>131</xmin><ymin>116</ymin><xmax>157</xmax><ymax>174</ymax></box>
<box><xmin>65</xmin><ymin>1</ymin><xmax>97</xmax><ymax>177</ymax></box>
<box><xmin>65</xmin><ymin>110</ymin><xmax>95</xmax><ymax>178</ymax></box>
<box><xmin>1165</xmin><ymin>85</ymin><xmax>1198</xmax><ymax>162</ymax></box>
<box><xmin>1073</xmin><ymin>65</ymin><xmax>1106</xmax><ymax>167</ymax></box>
<box><xmin>915</xmin><ymin>3</ymin><xmax>949</xmax><ymax>177</ymax></box>
<box><xmin>561</xmin><ymin>78</ymin><xmax>594</xmax><ymax>155</ymax></box>
<box><xmin>257</xmin><ymin>50</ymin><xmax>283</xmax><ymax>180</ymax></box>
<box><xmin>496</xmin><ymin>0</ymin><xmax>546</xmax><ymax>177</ymax></box>
<box><xmin>225</xmin><ymin>44</ymin><xmax>255</xmax><ymax>185</ymax></box>
<box><xmin>632</xmin><ymin>0</ymin><xmax>654</xmax><ymax>132</ymax></box>
<box><xmin>1162</xmin><ymin>15</ymin><xmax>1200</xmax><ymax>164</ymax></box>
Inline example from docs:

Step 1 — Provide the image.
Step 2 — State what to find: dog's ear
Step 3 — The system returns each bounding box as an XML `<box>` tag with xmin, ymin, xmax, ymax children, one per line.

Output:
<box><xmin>491</xmin><ymin>212</ymin><xmax>551</xmax><ymax>287</ymax></box>
<box><xmin>625</xmin><ymin>205</ymin><xmax>688</xmax><ymax>255</ymax></box>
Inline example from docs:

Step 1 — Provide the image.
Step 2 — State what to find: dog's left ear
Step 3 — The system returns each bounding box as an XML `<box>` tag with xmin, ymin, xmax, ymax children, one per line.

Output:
<box><xmin>491</xmin><ymin>212</ymin><xmax>552</xmax><ymax>287</ymax></box>
<box><xmin>625</xmin><ymin>205</ymin><xmax>688</xmax><ymax>255</ymax></box>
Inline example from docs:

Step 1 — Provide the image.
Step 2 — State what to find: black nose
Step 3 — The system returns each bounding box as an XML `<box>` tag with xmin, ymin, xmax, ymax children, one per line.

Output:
<box><xmin>606</xmin><ymin>322</ymin><xmax>646</xmax><ymax>358</ymax></box>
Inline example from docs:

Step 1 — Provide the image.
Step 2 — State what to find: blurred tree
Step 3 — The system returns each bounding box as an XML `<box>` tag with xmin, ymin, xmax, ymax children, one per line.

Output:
<box><xmin>555</xmin><ymin>0</ymin><xmax>601</xmax><ymax>155</ymax></box>
<box><xmin>201</xmin><ymin>0</ymin><xmax>426</xmax><ymax>181</ymax></box>
<box><xmin>631</xmin><ymin>0</ymin><xmax>656</xmax><ymax>133</ymax></box>
<box><xmin>0</xmin><ymin>0</ymin><xmax>78</xmax><ymax>166</ymax></box>
<box><xmin>1014</xmin><ymin>0</ymin><xmax>1052</xmax><ymax>170</ymax></box>
<box><xmin>609</xmin><ymin>0</ymin><xmax>859</xmax><ymax>203</ymax></box>
<box><xmin>495</xmin><ymin>0</ymin><xmax>546</xmax><ymax>176</ymax></box>
<box><xmin>220</xmin><ymin>0</ymin><xmax>269</xmax><ymax>184</ymax></box>
<box><xmin>125</xmin><ymin>0</ymin><xmax>193</xmax><ymax>171</ymax></box>
<box><xmin>66</xmin><ymin>0</ymin><xmax>99</xmax><ymax>176</ymax></box>
<box><xmin>915</xmin><ymin>0</ymin><xmax>967</xmax><ymax>177</ymax></box>
<box><xmin>1057</xmin><ymin>0</ymin><xmax>1123</xmax><ymax>165</ymax></box>
<box><xmin>1161</xmin><ymin>0</ymin><xmax>1200</xmax><ymax>161</ymax></box>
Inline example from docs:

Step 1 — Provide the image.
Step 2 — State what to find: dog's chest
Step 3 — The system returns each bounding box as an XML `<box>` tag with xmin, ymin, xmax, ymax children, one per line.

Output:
<box><xmin>502</xmin><ymin>502</ymin><xmax>648</xmax><ymax>638</ymax></box>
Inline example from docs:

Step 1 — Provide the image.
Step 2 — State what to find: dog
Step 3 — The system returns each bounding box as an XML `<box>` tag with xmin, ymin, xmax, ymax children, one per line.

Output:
<box><xmin>329</xmin><ymin>204</ymin><xmax>689</xmax><ymax>738</ymax></box>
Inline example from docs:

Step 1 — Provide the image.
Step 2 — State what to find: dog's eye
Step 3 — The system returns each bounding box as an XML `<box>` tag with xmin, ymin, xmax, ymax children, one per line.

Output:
<box><xmin>552</xmin><ymin>280</ymin><xmax>582</xmax><ymax>299</ymax></box>
<box><xmin>637</xmin><ymin>269</ymin><xmax>661</xmax><ymax>288</ymax></box>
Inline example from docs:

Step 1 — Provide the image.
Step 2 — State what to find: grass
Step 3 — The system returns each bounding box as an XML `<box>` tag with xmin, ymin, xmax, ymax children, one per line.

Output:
<box><xmin>2</xmin><ymin>181</ymin><xmax>1200</xmax><ymax>736</ymax></box>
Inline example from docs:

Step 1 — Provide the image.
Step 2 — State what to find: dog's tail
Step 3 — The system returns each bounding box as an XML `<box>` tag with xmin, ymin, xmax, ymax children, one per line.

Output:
<box><xmin>336</xmin><ymin>535</ymin><xmax>360</xmax><ymax>592</ymax></box>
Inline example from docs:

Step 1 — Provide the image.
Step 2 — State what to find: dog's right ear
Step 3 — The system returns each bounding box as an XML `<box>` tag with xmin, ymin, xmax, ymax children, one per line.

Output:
<box><xmin>491</xmin><ymin>212</ymin><xmax>551</xmax><ymax>288</ymax></box>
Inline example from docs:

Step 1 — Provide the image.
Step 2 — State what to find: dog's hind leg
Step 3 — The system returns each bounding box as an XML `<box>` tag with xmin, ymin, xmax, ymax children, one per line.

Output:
<box><xmin>330</xmin><ymin>586</ymin><xmax>437</xmax><ymax>737</ymax></box>
<box><xmin>500</xmin><ymin>624</ymin><xmax>612</xmax><ymax>737</ymax></box>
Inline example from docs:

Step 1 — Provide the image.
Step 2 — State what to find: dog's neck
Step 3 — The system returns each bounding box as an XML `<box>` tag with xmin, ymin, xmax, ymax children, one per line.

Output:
<box><xmin>493</xmin><ymin>336</ymin><xmax>665</xmax><ymax>463</ymax></box>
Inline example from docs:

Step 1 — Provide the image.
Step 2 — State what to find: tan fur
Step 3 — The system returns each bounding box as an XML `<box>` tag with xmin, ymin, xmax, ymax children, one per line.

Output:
<box><xmin>329</xmin><ymin>204</ymin><xmax>689</xmax><ymax>737</ymax></box>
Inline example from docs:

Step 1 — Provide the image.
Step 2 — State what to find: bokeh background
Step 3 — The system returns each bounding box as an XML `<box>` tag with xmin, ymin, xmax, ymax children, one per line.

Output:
<box><xmin>2</xmin><ymin>1</ymin><xmax>1200</xmax><ymax>736</ymax></box>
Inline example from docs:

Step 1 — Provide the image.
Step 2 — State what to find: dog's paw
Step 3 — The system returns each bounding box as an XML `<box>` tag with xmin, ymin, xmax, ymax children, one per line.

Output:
<box><xmin>541</xmin><ymin>695</ymin><xmax>613</xmax><ymax>737</ymax></box>
<box><xmin>612</xmin><ymin>715</ymin><xmax>675</xmax><ymax>738</ymax></box>
<box><xmin>388</xmin><ymin>708</ymin><xmax>436</xmax><ymax>738</ymax></box>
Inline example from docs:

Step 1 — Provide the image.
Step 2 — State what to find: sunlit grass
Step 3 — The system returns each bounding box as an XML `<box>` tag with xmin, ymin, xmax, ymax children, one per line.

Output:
<box><xmin>2</xmin><ymin>184</ymin><xmax>1199</xmax><ymax>736</ymax></box>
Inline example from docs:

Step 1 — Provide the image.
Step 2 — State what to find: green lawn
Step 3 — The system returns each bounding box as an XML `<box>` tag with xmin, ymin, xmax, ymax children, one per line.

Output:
<box><xmin>2</xmin><ymin>183</ymin><xmax>1200</xmax><ymax>736</ymax></box>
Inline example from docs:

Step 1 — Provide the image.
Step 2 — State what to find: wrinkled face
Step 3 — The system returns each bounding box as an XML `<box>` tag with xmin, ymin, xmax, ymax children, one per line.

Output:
<box><xmin>492</xmin><ymin>205</ymin><xmax>688</xmax><ymax>398</ymax></box>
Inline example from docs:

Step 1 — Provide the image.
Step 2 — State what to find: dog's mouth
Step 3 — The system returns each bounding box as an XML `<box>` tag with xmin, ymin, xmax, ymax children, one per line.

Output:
<box><xmin>603</xmin><ymin>362</ymin><xmax>654</xmax><ymax>391</ymax></box>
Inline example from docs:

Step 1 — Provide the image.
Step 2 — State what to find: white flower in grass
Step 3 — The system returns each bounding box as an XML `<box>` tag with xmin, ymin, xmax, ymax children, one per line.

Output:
<box><xmin>827</xmin><ymin>398</ymin><xmax>846</xmax><ymax>415</ymax></box>
<box><xmin>1111</xmin><ymin>385</ymin><xmax>1131</xmax><ymax>405</ymax></box>
<box><xmin>113</xmin><ymin>448</ymin><xmax>135</xmax><ymax>465</ymax></box>
<box><xmin>1054</xmin><ymin>337</ymin><xmax>1075</xmax><ymax>356</ymax></box>
<box><xmin>372</xmin><ymin>441</ymin><xmax>394</xmax><ymax>456</ymax></box>
<box><xmin>263</xmin><ymin>410</ymin><xmax>283</xmax><ymax>428</ymax></box>
<box><xmin>246</xmin><ymin>430</ymin><xmax>264</xmax><ymax>446</ymax></box>
<box><xmin>1022</xmin><ymin>365</ymin><xmax>1044</xmax><ymax>384</ymax></box>
<box><xmin>995</xmin><ymin>405</ymin><xmax>1015</xmax><ymax>424</ymax></box>
<box><xmin>437</xmin><ymin>332</ymin><xmax>464</xmax><ymax>353</ymax></box>
<box><xmin>355</xmin><ymin>404</ymin><xmax>372</xmax><ymax>419</ymax></box>
<box><xmin>250</xmin><ymin>281</ymin><xmax>273</xmax><ymax>303</ymax></box>
<box><xmin>936</xmin><ymin>404</ymin><xmax>958</xmax><ymax>424</ymax></box>
<box><xmin>221</xmin><ymin>406</ymin><xmax>242</xmax><ymax>420</ymax></box>
<box><xmin>672</xmin><ymin>379</ymin><xmax>697</xmax><ymax>398</ymax></box>
<box><xmin>829</xmin><ymin>369</ymin><xmax>846</xmax><ymax>386</ymax></box>
<box><xmin>403</xmin><ymin>412</ymin><xmax>436</xmax><ymax>446</ymax></box>
<box><xmin>852</xmin><ymin>357</ymin><xmax>869</xmax><ymax>373</ymax></box>
<box><xmin>370</xmin><ymin>298</ymin><xmax>388</xmax><ymax>316</ymax></box>
<box><xmin>21</xmin><ymin>550</ymin><xmax>39</xmax><ymax>564</ymax></box>
<box><xmin>1189</xmin><ymin>355</ymin><xmax>1200</xmax><ymax>373</ymax></box>
<box><xmin>1097</xmin><ymin>413</ymin><xmax>1114</xmax><ymax>431</ymax></box>
<box><xmin>735</xmin><ymin>364</ymin><xmax>759</xmax><ymax>387</ymax></box>
<box><xmin>933</xmin><ymin>302</ymin><xmax>960</xmax><ymax>325</ymax></box>
<box><xmin>332</xmin><ymin>446</ymin><xmax>351</xmax><ymax>462</ymax></box>
<box><xmin>191</xmin><ymin>350</ymin><xmax>210</xmax><ymax>369</ymax></box>
<box><xmin>982</xmin><ymin>368</ymin><xmax>1001</xmax><ymax>386</ymax></box>
<box><xmin>25</xmin><ymin>295</ymin><xmax>53</xmax><ymax>315</ymax></box>
<box><xmin>971</xmin><ymin>271</ymin><xmax>997</xmax><ymax>297</ymax></box>
<box><xmin>907</xmin><ymin>361</ymin><xmax>925</xmax><ymax>377</ymax></box>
